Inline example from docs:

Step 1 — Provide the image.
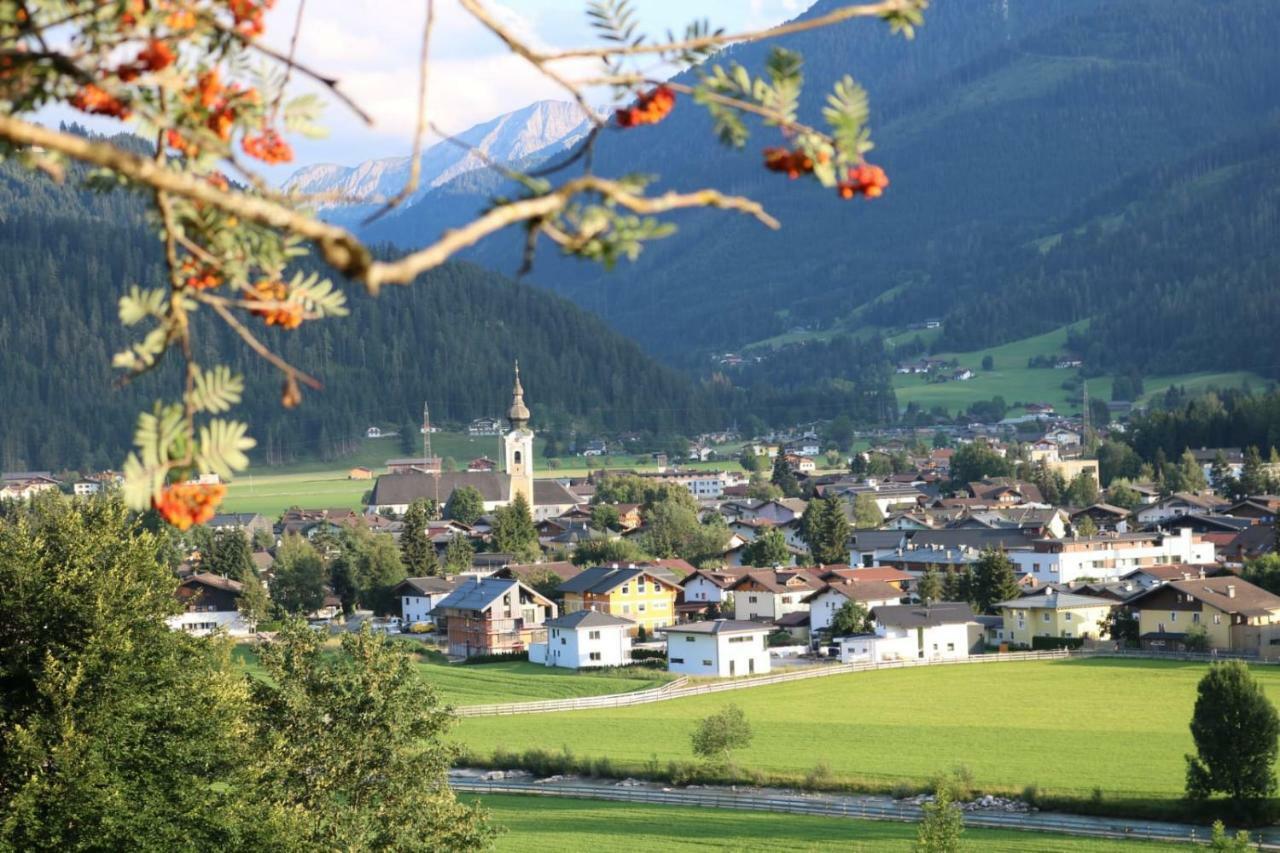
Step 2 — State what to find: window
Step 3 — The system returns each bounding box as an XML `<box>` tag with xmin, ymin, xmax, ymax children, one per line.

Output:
<box><xmin>749</xmin><ymin>595</ymin><xmax>758</xmax><ymax>603</ymax></box>
<box><xmin>638</xmin><ymin>582</ymin><xmax>646</xmax><ymax>593</ymax></box>
<box><xmin>1042</xmin><ymin>612</ymin><xmax>1050</xmax><ymax>622</ymax></box>
<box><xmin>588</xmin><ymin>630</ymin><xmax>601</xmax><ymax>640</ymax></box>
<box><xmin>589</xmin><ymin>652</ymin><xmax>602</xmax><ymax>661</ymax></box>
<box><xmin>670</xmin><ymin>657</ymin><xmax>685</xmax><ymax>664</ymax></box>
<box><xmin>1192</xmin><ymin>613</ymin><xmax>1200</xmax><ymax>624</ymax></box>
<box><xmin>946</xmin><ymin>642</ymin><xmax>955</xmax><ymax>651</ymax></box>
<box><xmin>1170</xmin><ymin>612</ymin><xmax>1177</xmax><ymax>623</ymax></box>
<box><xmin>1064</xmin><ymin>612</ymin><xmax>1072</xmax><ymax>621</ymax></box>
<box><xmin>686</xmin><ymin>636</ymin><xmax>696</xmax><ymax>642</ymax></box>
<box><xmin>639</xmin><ymin>603</ymin><xmax>647</xmax><ymax>612</ymax></box>
<box><xmin>622</xmin><ymin>605</ymin><xmax>630</xmax><ymax>614</ymax></box>
<box><xmin>1214</xmin><ymin>613</ymin><xmax>1222</xmax><ymax>625</ymax></box>
<box><xmin>702</xmin><ymin>660</ymin><xmax>713</xmax><ymax>666</ymax></box>
<box><xmin>781</xmin><ymin>596</ymin><xmax>793</xmax><ymax>604</ymax></box>
<box><xmin>560</xmin><ymin>637</ymin><xmax>566</xmax><ymax>645</ymax></box>
<box><xmin>621</xmin><ymin>585</ymin><xmax>629</xmax><ymax>595</ymax></box>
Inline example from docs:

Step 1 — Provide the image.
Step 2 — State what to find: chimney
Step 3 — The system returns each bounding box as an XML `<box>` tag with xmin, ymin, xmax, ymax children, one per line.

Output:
<box><xmin>1227</xmin><ymin>584</ymin><xmax>1236</xmax><ymax>599</ymax></box>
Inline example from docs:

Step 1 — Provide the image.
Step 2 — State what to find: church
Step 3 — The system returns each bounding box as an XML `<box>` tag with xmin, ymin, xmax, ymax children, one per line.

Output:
<box><xmin>364</xmin><ymin>364</ymin><xmax>578</xmax><ymax>521</ymax></box>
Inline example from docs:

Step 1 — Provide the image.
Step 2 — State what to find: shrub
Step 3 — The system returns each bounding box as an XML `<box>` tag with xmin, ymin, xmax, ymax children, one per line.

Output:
<box><xmin>1031</xmin><ymin>636</ymin><xmax>1084</xmax><ymax>651</ymax></box>
<box><xmin>805</xmin><ymin>761</ymin><xmax>835</xmax><ymax>789</ymax></box>
<box><xmin>459</xmin><ymin>651</ymin><xmax>528</xmax><ymax>665</ymax></box>
<box><xmin>631</xmin><ymin>647</ymin><xmax>666</xmax><ymax>661</ymax></box>
<box><xmin>1021</xmin><ymin>783</ymin><xmax>1039</xmax><ymax>806</ymax></box>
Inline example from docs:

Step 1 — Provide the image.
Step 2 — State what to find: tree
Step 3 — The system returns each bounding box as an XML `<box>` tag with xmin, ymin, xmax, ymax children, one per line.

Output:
<box><xmin>1210</xmin><ymin>451</ymin><xmax>1237</xmax><ymax>495</ymax></box>
<box><xmin>800</xmin><ymin>497</ymin><xmax>851</xmax><ymax>566</ymax></box>
<box><xmin>1240</xmin><ymin>446</ymin><xmax>1268</xmax><ymax>497</ymax></box>
<box><xmin>1184</xmin><ymin>625</ymin><xmax>1210</xmax><ymax>653</ymax></box>
<box><xmin>570</xmin><ymin>537</ymin><xmax>652</xmax><ymax>567</ymax></box>
<box><xmin>746</xmin><ymin>473</ymin><xmax>783</xmax><ymax>501</ymax></box>
<box><xmin>400</xmin><ymin>499</ymin><xmax>441</xmax><ymax>576</ymax></box>
<box><xmin>237</xmin><ymin>570</ymin><xmax>272</xmax><ymax>628</ymax></box>
<box><xmin>333</xmin><ymin>525</ymin><xmax>406</xmax><ymax>614</ymax></box>
<box><xmin>932</xmin><ymin>431</ymin><xmax>952</xmax><ymax>450</ymax></box>
<box><xmin>914</xmin><ymin>782</ymin><xmax>964</xmax><ymax>853</ymax></box>
<box><xmin>519</xmin><ymin>566</ymin><xmax>564</xmax><ymax>600</ymax></box>
<box><xmin>918</xmin><ymin>566</ymin><xmax>943</xmax><ymax>605</ymax></box>
<box><xmin>738</xmin><ymin>451</ymin><xmax>770</xmax><ymax>474</ymax></box>
<box><xmin>828</xmin><ymin>599</ymin><xmax>871</xmax><ymax>637</ymax></box>
<box><xmin>590</xmin><ymin>504</ymin><xmax>621</xmax><ymax>532</ymax></box>
<box><xmin>445</xmin><ymin>486</ymin><xmax>485</xmax><ymax>526</ymax></box>
<box><xmin>1100</xmin><ymin>607</ymin><xmax>1139</xmax><ymax>647</ymax></box>
<box><xmin>849</xmin><ymin>452</ymin><xmax>869</xmax><ymax>477</ymax></box>
<box><xmin>443</xmin><ymin>535</ymin><xmax>476</xmax><ymax>575</ymax></box>
<box><xmin>272</xmin><ymin>534</ymin><xmax>328</xmax><ymax>615</ymax></box>
<box><xmin>770</xmin><ymin>453</ymin><xmax>800</xmax><ymax>497</ymax></box>
<box><xmin>1074</xmin><ymin>515</ymin><xmax>1098</xmax><ymax>537</ymax></box>
<box><xmin>741</xmin><ymin>528</ymin><xmax>790</xmax><ymax>568</ymax></box>
<box><xmin>399</xmin><ymin>422</ymin><xmax>418</xmax><ymax>455</ymax></box>
<box><xmin>1178</xmin><ymin>449</ymin><xmax>1208</xmax><ymax>492</ymax></box>
<box><xmin>1243</xmin><ymin>554</ymin><xmax>1280</xmax><ymax>596</ymax></box>
<box><xmin>1065</xmin><ymin>472</ymin><xmax>1099</xmax><ymax>507</ymax></box>
<box><xmin>852</xmin><ymin>493</ymin><xmax>882</xmax><ymax>529</ymax></box>
<box><xmin>969</xmin><ymin>549</ymin><xmax>1020</xmax><ymax>613</ymax></box>
<box><xmin>981</xmin><ymin>354</ymin><xmax>994</xmax><ymax>371</ymax></box>
<box><xmin>0</xmin><ymin>498</ymin><xmax>288</xmax><ymax>849</ymax></box>
<box><xmin>1106</xmin><ymin>481</ymin><xmax>1142</xmax><ymax>511</ymax></box>
<box><xmin>1185</xmin><ymin>660</ymin><xmax>1280</xmax><ymax>801</ymax></box>
<box><xmin>207</xmin><ymin>528</ymin><xmax>256</xmax><ymax>581</ymax></box>
<box><xmin>250</xmin><ymin>622</ymin><xmax>495</xmax><ymax>850</ymax></box>
<box><xmin>825</xmin><ymin>415</ymin><xmax>854</xmax><ymax>452</ymax></box>
<box><xmin>950</xmin><ymin>443</ymin><xmax>1011</xmax><ymax>485</ymax></box>
<box><xmin>491</xmin><ymin>492</ymin><xmax>540</xmax><ymax>561</ymax></box>
<box><xmin>690</xmin><ymin>704</ymin><xmax>753</xmax><ymax>767</ymax></box>
<box><xmin>1208</xmin><ymin>821</ymin><xmax>1253</xmax><ymax>852</ymax></box>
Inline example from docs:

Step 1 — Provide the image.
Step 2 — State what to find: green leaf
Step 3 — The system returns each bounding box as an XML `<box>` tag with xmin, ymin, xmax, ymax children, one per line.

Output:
<box><xmin>823</xmin><ymin>75</ymin><xmax>873</xmax><ymax>158</ymax></box>
<box><xmin>118</xmin><ymin>286</ymin><xmax>167</xmax><ymax>326</ymax></box>
<box><xmin>196</xmin><ymin>419</ymin><xmax>256</xmax><ymax>481</ymax></box>
<box><xmin>121</xmin><ymin>451</ymin><xmax>165</xmax><ymax>510</ymax></box>
<box><xmin>134</xmin><ymin>403</ymin><xmax>185</xmax><ymax>468</ymax></box>
<box><xmin>287</xmin><ymin>272</ymin><xmax>349</xmax><ymax>318</ymax></box>
<box><xmin>188</xmin><ymin>366</ymin><xmax>245</xmax><ymax>414</ymax></box>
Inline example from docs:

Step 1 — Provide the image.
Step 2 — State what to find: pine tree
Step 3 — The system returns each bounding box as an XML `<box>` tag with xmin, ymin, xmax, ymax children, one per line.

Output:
<box><xmin>492</xmin><ymin>493</ymin><xmax>539</xmax><ymax>561</ymax></box>
<box><xmin>445</xmin><ymin>486</ymin><xmax>485</xmax><ymax>526</ymax></box>
<box><xmin>207</xmin><ymin>529</ymin><xmax>256</xmax><ymax>582</ymax></box>
<box><xmin>400</xmin><ymin>499</ymin><xmax>441</xmax><ymax>576</ymax></box>
<box><xmin>970</xmin><ymin>548</ymin><xmax>1019</xmax><ymax>613</ymax></box>
<box><xmin>770</xmin><ymin>453</ymin><xmax>799</xmax><ymax>497</ymax></box>
<box><xmin>443</xmin><ymin>535</ymin><xmax>475</xmax><ymax>574</ymax></box>
<box><xmin>1241</xmin><ymin>446</ymin><xmax>1267</xmax><ymax>497</ymax></box>
<box><xmin>918</xmin><ymin>566</ymin><xmax>943</xmax><ymax>605</ymax></box>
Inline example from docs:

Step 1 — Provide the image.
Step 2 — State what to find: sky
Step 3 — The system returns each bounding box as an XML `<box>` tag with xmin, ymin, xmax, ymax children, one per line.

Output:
<box><xmin>257</xmin><ymin>0</ymin><xmax>808</xmax><ymax>172</ymax></box>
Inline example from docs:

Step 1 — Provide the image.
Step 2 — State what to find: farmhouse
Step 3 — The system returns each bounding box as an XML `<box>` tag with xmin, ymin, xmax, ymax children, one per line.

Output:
<box><xmin>805</xmin><ymin>579</ymin><xmax>906</xmax><ymax>634</ymax></box>
<box><xmin>557</xmin><ymin>565</ymin><xmax>679</xmax><ymax>635</ymax></box>
<box><xmin>837</xmin><ymin>602</ymin><xmax>979</xmax><ymax>663</ymax></box>
<box><xmin>728</xmin><ymin>568</ymin><xmax>823</xmax><ymax>623</ymax></box>
<box><xmin>166</xmin><ymin>573</ymin><xmax>253</xmax><ymax>637</ymax></box>
<box><xmin>530</xmin><ymin>610</ymin><xmax>635</xmax><ymax>669</ymax></box>
<box><xmin>431</xmin><ymin>576</ymin><xmax>557</xmax><ymax>658</ymax></box>
<box><xmin>386</xmin><ymin>456</ymin><xmax>442</xmax><ymax>474</ymax></box>
<box><xmin>661</xmin><ymin>620</ymin><xmax>771</xmax><ymax>678</ymax></box>
<box><xmin>394</xmin><ymin>576</ymin><xmax>461</xmax><ymax>625</ymax></box>
<box><xmin>1127</xmin><ymin>576</ymin><xmax>1280</xmax><ymax>657</ymax></box>
<box><xmin>994</xmin><ymin>590</ymin><xmax>1115</xmax><ymax>647</ymax></box>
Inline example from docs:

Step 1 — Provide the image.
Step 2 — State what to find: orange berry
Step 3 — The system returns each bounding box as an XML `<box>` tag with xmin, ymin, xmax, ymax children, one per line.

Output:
<box><xmin>152</xmin><ymin>483</ymin><xmax>227</xmax><ymax>530</ymax></box>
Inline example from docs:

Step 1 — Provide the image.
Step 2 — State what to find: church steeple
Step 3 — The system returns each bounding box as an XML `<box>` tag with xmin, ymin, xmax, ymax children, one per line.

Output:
<box><xmin>507</xmin><ymin>360</ymin><xmax>530</xmax><ymax>429</ymax></box>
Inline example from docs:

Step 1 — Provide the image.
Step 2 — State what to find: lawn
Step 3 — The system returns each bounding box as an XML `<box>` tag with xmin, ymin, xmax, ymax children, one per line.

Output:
<box><xmin>475</xmin><ymin>794</ymin><xmax>1187</xmax><ymax>852</ymax></box>
<box><xmin>232</xmin><ymin>644</ymin><xmax>671</xmax><ymax>707</ymax></box>
<box><xmin>455</xmin><ymin>659</ymin><xmax>1280</xmax><ymax>799</ymax></box>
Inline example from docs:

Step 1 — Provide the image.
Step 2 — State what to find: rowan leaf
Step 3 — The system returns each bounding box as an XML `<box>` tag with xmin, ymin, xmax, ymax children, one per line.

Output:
<box><xmin>188</xmin><ymin>366</ymin><xmax>244</xmax><ymax>414</ymax></box>
<box><xmin>196</xmin><ymin>418</ymin><xmax>256</xmax><ymax>481</ymax></box>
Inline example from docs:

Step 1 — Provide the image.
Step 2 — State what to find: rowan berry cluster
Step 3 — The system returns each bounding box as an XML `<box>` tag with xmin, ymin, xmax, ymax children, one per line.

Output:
<box><xmin>152</xmin><ymin>483</ymin><xmax>227</xmax><ymax>530</ymax></box>
<box><xmin>615</xmin><ymin>85</ymin><xmax>676</xmax><ymax>128</ymax></box>
<box><xmin>248</xmin><ymin>280</ymin><xmax>303</xmax><ymax>329</ymax></box>
<box><xmin>837</xmin><ymin>163</ymin><xmax>889</xmax><ymax>199</ymax></box>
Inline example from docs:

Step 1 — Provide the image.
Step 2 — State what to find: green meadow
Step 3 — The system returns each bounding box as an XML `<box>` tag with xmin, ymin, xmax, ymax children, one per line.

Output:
<box><xmin>476</xmin><ymin>794</ymin><xmax>1190</xmax><ymax>852</ymax></box>
<box><xmin>232</xmin><ymin>645</ymin><xmax>671</xmax><ymax>707</ymax></box>
<box><xmin>456</xmin><ymin>659</ymin><xmax>1280</xmax><ymax>799</ymax></box>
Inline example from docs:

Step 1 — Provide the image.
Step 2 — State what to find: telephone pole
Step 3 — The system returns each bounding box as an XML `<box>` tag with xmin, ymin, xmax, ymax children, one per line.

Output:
<box><xmin>422</xmin><ymin>401</ymin><xmax>432</xmax><ymax>460</ymax></box>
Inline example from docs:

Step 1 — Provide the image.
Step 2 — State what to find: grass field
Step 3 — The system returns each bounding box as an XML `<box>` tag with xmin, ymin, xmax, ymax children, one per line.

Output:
<box><xmin>232</xmin><ymin>645</ymin><xmax>671</xmax><ymax>707</ymax></box>
<box><xmin>891</xmin><ymin>323</ymin><xmax>1266</xmax><ymax>415</ymax></box>
<box><xmin>476</xmin><ymin>794</ymin><xmax>1188</xmax><ymax>852</ymax></box>
<box><xmin>455</xmin><ymin>659</ymin><xmax>1280</xmax><ymax>799</ymax></box>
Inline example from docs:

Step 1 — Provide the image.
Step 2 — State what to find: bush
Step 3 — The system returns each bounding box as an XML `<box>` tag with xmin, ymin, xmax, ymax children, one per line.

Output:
<box><xmin>631</xmin><ymin>647</ymin><xmax>666</xmax><ymax>661</ymax></box>
<box><xmin>805</xmin><ymin>761</ymin><xmax>835</xmax><ymax>789</ymax></box>
<box><xmin>459</xmin><ymin>651</ymin><xmax>529</xmax><ymax>665</ymax></box>
<box><xmin>255</xmin><ymin>619</ymin><xmax>283</xmax><ymax>632</ymax></box>
<box><xmin>1031</xmin><ymin>636</ymin><xmax>1084</xmax><ymax>651</ymax></box>
<box><xmin>1021</xmin><ymin>783</ymin><xmax>1039</xmax><ymax>806</ymax></box>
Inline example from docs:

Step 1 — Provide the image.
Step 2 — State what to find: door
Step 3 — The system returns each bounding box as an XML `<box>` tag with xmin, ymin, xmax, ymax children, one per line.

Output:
<box><xmin>729</xmin><ymin>659</ymin><xmax>736</xmax><ymax>676</ymax></box>
<box><xmin>748</xmin><ymin>658</ymin><xmax>755</xmax><ymax>674</ymax></box>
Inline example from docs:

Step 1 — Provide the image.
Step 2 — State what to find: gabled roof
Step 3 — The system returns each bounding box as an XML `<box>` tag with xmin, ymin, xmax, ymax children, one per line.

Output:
<box><xmin>804</xmin><ymin>578</ymin><xmax>905</xmax><ymax>604</ymax></box>
<box><xmin>682</xmin><ymin>567</ymin><xmax>751</xmax><ymax>589</ymax></box>
<box><xmin>1129</xmin><ymin>576</ymin><xmax>1280</xmax><ymax>618</ymax></box>
<box><xmin>871</xmin><ymin>602</ymin><xmax>976</xmax><ymax>629</ymax></box>
<box><xmin>394</xmin><ymin>576</ymin><xmax>461</xmax><ymax>597</ymax></box>
<box><xmin>728</xmin><ymin>568</ymin><xmax>823</xmax><ymax>594</ymax></box>
<box><xmin>370</xmin><ymin>472</ymin><xmax>510</xmax><ymax>505</ymax></box>
<box><xmin>544</xmin><ymin>609</ymin><xmax>634</xmax><ymax>630</ymax></box>
<box><xmin>819</xmin><ymin>566</ymin><xmax>916</xmax><ymax>585</ymax></box>
<box><xmin>180</xmin><ymin>572</ymin><xmax>243</xmax><ymax>594</ymax></box>
<box><xmin>1071</xmin><ymin>503</ymin><xmax>1131</xmax><ymax>518</ymax></box>
<box><xmin>558</xmin><ymin>566</ymin><xmax>676</xmax><ymax>595</ymax></box>
<box><xmin>432</xmin><ymin>577</ymin><xmax>554</xmax><ymax>614</ymax></box>
<box><xmin>995</xmin><ymin>590</ymin><xmax>1117</xmax><ymax>610</ymax></box>
<box><xmin>499</xmin><ymin>561</ymin><xmax>583</xmax><ymax>584</ymax></box>
<box><xmin>659</xmin><ymin>619</ymin><xmax>770</xmax><ymax>636</ymax></box>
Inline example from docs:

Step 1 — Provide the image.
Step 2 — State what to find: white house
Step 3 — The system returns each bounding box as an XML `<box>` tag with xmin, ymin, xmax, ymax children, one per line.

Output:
<box><xmin>166</xmin><ymin>573</ymin><xmax>253</xmax><ymax>637</ymax></box>
<box><xmin>393</xmin><ymin>576</ymin><xmax>462</xmax><ymax>625</ymax></box>
<box><xmin>661</xmin><ymin>620</ymin><xmax>771</xmax><ymax>678</ymax></box>
<box><xmin>729</xmin><ymin>569</ymin><xmax>823</xmax><ymax>623</ymax></box>
<box><xmin>681</xmin><ymin>568</ymin><xmax>749</xmax><ymax>605</ymax></box>
<box><xmin>530</xmin><ymin>610</ymin><xmax>634</xmax><ymax>669</ymax></box>
<box><xmin>1134</xmin><ymin>492</ymin><xmax>1227</xmax><ymax>526</ymax></box>
<box><xmin>805</xmin><ymin>579</ymin><xmax>905</xmax><ymax>634</ymax></box>
<box><xmin>1009</xmin><ymin>528</ymin><xmax>1215</xmax><ymax>584</ymax></box>
<box><xmin>837</xmin><ymin>602</ymin><xmax>978</xmax><ymax>663</ymax></box>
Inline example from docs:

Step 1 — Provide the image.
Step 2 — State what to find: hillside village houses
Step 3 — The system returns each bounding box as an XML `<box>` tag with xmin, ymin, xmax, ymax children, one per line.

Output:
<box><xmin>430</xmin><ymin>576</ymin><xmax>557</xmax><ymax>658</ymax></box>
<box><xmin>167</xmin><ymin>573</ymin><xmax>254</xmax><ymax>637</ymax></box>
<box><xmin>993</xmin><ymin>590</ymin><xmax>1117</xmax><ymax>647</ymax></box>
<box><xmin>557</xmin><ymin>565</ymin><xmax>680</xmax><ymax>636</ymax></box>
<box><xmin>662</xmin><ymin>620</ymin><xmax>772</xmax><ymax>677</ymax></box>
<box><xmin>530</xmin><ymin>610</ymin><xmax>635</xmax><ymax>669</ymax></box>
<box><xmin>838</xmin><ymin>603</ymin><xmax>981</xmax><ymax>663</ymax></box>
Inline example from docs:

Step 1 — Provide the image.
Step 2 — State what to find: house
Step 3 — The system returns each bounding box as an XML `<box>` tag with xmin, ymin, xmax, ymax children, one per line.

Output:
<box><xmin>805</xmin><ymin>579</ymin><xmax>906</xmax><ymax>634</ymax></box>
<box><xmin>1226</xmin><ymin>496</ymin><xmax>1280</xmax><ymax>523</ymax></box>
<box><xmin>1189</xmin><ymin>448</ymin><xmax>1245</xmax><ymax>484</ymax></box>
<box><xmin>1046</xmin><ymin>458</ymin><xmax>1100</xmax><ymax>489</ymax></box>
<box><xmin>365</xmin><ymin>426</ymin><xmax>383</xmax><ymax>438</ymax></box>
<box><xmin>208</xmin><ymin>512</ymin><xmax>273</xmax><ymax>539</ymax></box>
<box><xmin>1222</xmin><ymin>523</ymin><xmax>1276</xmax><ymax>565</ymax></box>
<box><xmin>784</xmin><ymin>453</ymin><xmax>817</xmax><ymax>474</ymax></box>
<box><xmin>966</xmin><ymin>479</ymin><xmax>1045</xmax><ymax>506</ymax></box>
<box><xmin>468</xmin><ymin>417</ymin><xmax>504</xmax><ymax>436</ymax></box>
<box><xmin>819</xmin><ymin>565</ymin><xmax>917</xmax><ymax>592</ymax></box>
<box><xmin>1008</xmin><ymin>528</ymin><xmax>1215</xmax><ymax>584</ymax></box>
<box><xmin>493</xmin><ymin>561</ymin><xmax>585</xmax><ymax>596</ymax></box>
<box><xmin>837</xmin><ymin>602</ymin><xmax>979</xmax><ymax>663</ymax></box>
<box><xmin>1127</xmin><ymin>577</ymin><xmax>1280</xmax><ymax>657</ymax></box>
<box><xmin>431</xmin><ymin>577</ymin><xmax>557</xmax><ymax>658</ymax></box>
<box><xmin>394</xmin><ymin>576</ymin><xmax>462</xmax><ymax>625</ymax></box>
<box><xmin>951</xmin><ymin>368</ymin><xmax>974</xmax><ymax>381</ymax></box>
<box><xmin>994</xmin><ymin>590</ymin><xmax>1115</xmax><ymax>647</ymax></box>
<box><xmin>385</xmin><ymin>456</ymin><xmax>442</xmax><ymax>474</ymax></box>
<box><xmin>72</xmin><ymin>479</ymin><xmax>102</xmax><ymax>496</ymax></box>
<box><xmin>0</xmin><ymin>472</ymin><xmax>61</xmax><ymax>500</ymax></box>
<box><xmin>1134</xmin><ymin>492</ymin><xmax>1228</xmax><ymax>526</ymax></box>
<box><xmin>661</xmin><ymin>620</ymin><xmax>772</xmax><ymax>678</ymax></box>
<box><xmin>557</xmin><ymin>565</ymin><xmax>680</xmax><ymax>635</ymax></box>
<box><xmin>167</xmin><ymin>573</ymin><xmax>253</xmax><ymax>636</ymax></box>
<box><xmin>530</xmin><ymin>610</ymin><xmax>635</xmax><ymax>669</ymax></box>
<box><xmin>729</xmin><ymin>568</ymin><xmax>824</xmax><ymax>623</ymax></box>
<box><xmin>348</xmin><ymin>466</ymin><xmax>374</xmax><ymax>480</ymax></box>
<box><xmin>1120</xmin><ymin>563</ymin><xmax>1224</xmax><ymax>590</ymax></box>
<box><xmin>680</xmin><ymin>568</ymin><xmax>750</xmax><ymax>613</ymax></box>
<box><xmin>468</xmin><ymin>456</ymin><xmax>497</xmax><ymax>472</ymax></box>
<box><xmin>279</xmin><ymin>508</ymin><xmax>362</xmax><ymax>539</ymax></box>
<box><xmin>580</xmin><ymin>439</ymin><xmax>608</xmax><ymax>457</ymax></box>
<box><xmin>1044</xmin><ymin>428</ymin><xmax>1082</xmax><ymax>447</ymax></box>
<box><xmin>1070</xmin><ymin>503</ymin><xmax>1131</xmax><ymax>532</ymax></box>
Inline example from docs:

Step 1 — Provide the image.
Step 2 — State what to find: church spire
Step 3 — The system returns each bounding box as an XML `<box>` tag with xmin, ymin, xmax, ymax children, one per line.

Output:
<box><xmin>507</xmin><ymin>359</ymin><xmax>530</xmax><ymax>429</ymax></box>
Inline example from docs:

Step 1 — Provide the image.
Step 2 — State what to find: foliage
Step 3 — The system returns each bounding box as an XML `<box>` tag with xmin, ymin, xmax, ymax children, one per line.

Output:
<box><xmin>641</xmin><ymin>498</ymin><xmax>729</xmax><ymax>566</ymax></box>
<box><xmin>446</xmin><ymin>486</ymin><xmax>486</xmax><ymax>527</ymax></box>
<box><xmin>444</xmin><ymin>534</ymin><xmax>477</xmax><ymax>575</ymax></box>
<box><xmin>741</xmin><ymin>528</ymin><xmax>791</xmax><ymax>568</ymax></box>
<box><xmin>914</xmin><ymin>783</ymin><xmax>964</xmax><ymax>853</ymax></box>
<box><xmin>852</xmin><ymin>493</ymin><xmax>882</xmax><ymax>529</ymax></box>
<box><xmin>691</xmin><ymin>704</ymin><xmax>753</xmax><ymax>767</ymax></box>
<box><xmin>950</xmin><ymin>443</ymin><xmax>1011</xmax><ymax>485</ymax></box>
<box><xmin>401</xmin><ymin>499</ymin><xmax>441</xmax><ymax>576</ymax></box>
<box><xmin>205</xmin><ymin>528</ymin><xmax>256</xmax><ymax>581</ymax></box>
<box><xmin>746</xmin><ymin>474</ymin><xmax>783</xmax><ymax>501</ymax></box>
<box><xmin>1100</xmin><ymin>608</ymin><xmax>1139</xmax><ymax>647</ymax></box>
<box><xmin>1065</xmin><ymin>472</ymin><xmax>1099</xmax><ymax>508</ymax></box>
<box><xmin>770</xmin><ymin>453</ymin><xmax>799</xmax><ymax>498</ymax></box>
<box><xmin>590</xmin><ymin>503</ymin><xmax>621</xmax><ymax>532</ymax></box>
<box><xmin>271</xmin><ymin>533</ymin><xmax>329</xmax><ymax>615</ymax></box>
<box><xmin>917</xmin><ymin>567</ymin><xmax>943</xmax><ymax>605</ymax></box>
<box><xmin>331</xmin><ymin>524</ymin><xmax>406</xmax><ymax>615</ymax></box>
<box><xmin>799</xmin><ymin>496</ymin><xmax>851</xmax><ymax>565</ymax></box>
<box><xmin>829</xmin><ymin>600</ymin><xmax>872</xmax><ymax>637</ymax></box>
<box><xmin>570</xmin><ymin>536</ymin><xmax>652</xmax><ymax>567</ymax></box>
<box><xmin>1243</xmin><ymin>554</ymin><xmax>1280</xmax><ymax>596</ymax></box>
<box><xmin>969</xmin><ymin>549</ymin><xmax>1021</xmax><ymax>614</ymax></box>
<box><xmin>1183</xmin><ymin>625</ymin><xmax>1210</xmax><ymax>653</ymax></box>
<box><xmin>1185</xmin><ymin>661</ymin><xmax>1280</xmax><ymax>801</ymax></box>
<box><xmin>1208</xmin><ymin>820</ymin><xmax>1253</xmax><ymax>852</ymax></box>
<box><xmin>250</xmin><ymin>622</ymin><xmax>496</xmax><ymax>850</ymax></box>
<box><xmin>491</xmin><ymin>493</ymin><xmax>540</xmax><ymax>562</ymax></box>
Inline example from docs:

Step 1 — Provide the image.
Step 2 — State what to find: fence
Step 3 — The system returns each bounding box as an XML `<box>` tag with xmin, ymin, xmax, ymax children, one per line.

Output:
<box><xmin>452</xmin><ymin>778</ymin><xmax>1280</xmax><ymax>849</ymax></box>
<box><xmin>1078</xmin><ymin>647</ymin><xmax>1277</xmax><ymax>664</ymax></box>
<box><xmin>453</xmin><ymin>650</ymin><xmax>1068</xmax><ymax>717</ymax></box>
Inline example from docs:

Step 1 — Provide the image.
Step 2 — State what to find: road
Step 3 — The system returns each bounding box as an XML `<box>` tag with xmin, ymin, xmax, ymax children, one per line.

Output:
<box><xmin>450</xmin><ymin>769</ymin><xmax>1280</xmax><ymax>849</ymax></box>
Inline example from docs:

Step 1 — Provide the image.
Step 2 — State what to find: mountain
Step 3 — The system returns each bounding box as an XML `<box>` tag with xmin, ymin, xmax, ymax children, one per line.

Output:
<box><xmin>361</xmin><ymin>0</ymin><xmax>1280</xmax><ymax>385</ymax></box>
<box><xmin>0</xmin><ymin>138</ymin><xmax>726</xmax><ymax>473</ymax></box>
<box><xmin>285</xmin><ymin>100</ymin><xmax>589</xmax><ymax>226</ymax></box>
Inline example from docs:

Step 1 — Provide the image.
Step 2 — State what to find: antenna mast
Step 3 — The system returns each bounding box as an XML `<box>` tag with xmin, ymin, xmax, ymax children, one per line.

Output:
<box><xmin>422</xmin><ymin>401</ymin><xmax>432</xmax><ymax>460</ymax></box>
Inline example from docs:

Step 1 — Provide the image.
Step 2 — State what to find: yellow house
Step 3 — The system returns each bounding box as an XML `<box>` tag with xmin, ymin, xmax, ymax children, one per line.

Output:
<box><xmin>556</xmin><ymin>566</ymin><xmax>679</xmax><ymax>635</ymax></box>
<box><xmin>1128</xmin><ymin>576</ymin><xmax>1280</xmax><ymax>657</ymax></box>
<box><xmin>995</xmin><ymin>590</ymin><xmax>1115</xmax><ymax>648</ymax></box>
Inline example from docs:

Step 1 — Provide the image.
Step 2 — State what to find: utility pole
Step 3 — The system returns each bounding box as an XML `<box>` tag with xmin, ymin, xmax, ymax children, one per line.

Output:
<box><xmin>1082</xmin><ymin>378</ymin><xmax>1090</xmax><ymax>439</ymax></box>
<box><xmin>422</xmin><ymin>401</ymin><xmax>432</xmax><ymax>460</ymax></box>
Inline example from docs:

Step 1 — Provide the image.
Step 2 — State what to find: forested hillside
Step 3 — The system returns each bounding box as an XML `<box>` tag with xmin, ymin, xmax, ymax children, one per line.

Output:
<box><xmin>0</xmin><ymin>141</ymin><xmax>725</xmax><ymax>472</ymax></box>
<box><xmin>366</xmin><ymin>0</ymin><xmax>1280</xmax><ymax>383</ymax></box>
